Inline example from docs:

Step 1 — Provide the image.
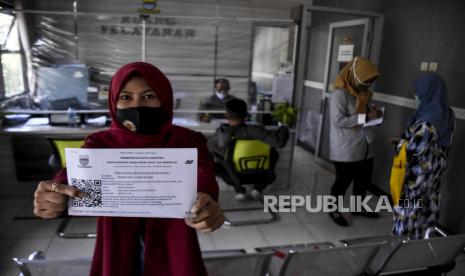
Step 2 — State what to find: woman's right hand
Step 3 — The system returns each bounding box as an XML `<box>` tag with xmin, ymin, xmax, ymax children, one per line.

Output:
<box><xmin>33</xmin><ymin>180</ymin><xmax>85</xmax><ymax>219</ymax></box>
<box><xmin>367</xmin><ymin>105</ymin><xmax>382</xmax><ymax>121</ymax></box>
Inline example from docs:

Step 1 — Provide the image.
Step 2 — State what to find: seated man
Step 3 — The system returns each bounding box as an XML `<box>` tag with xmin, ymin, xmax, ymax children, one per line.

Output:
<box><xmin>208</xmin><ymin>98</ymin><xmax>289</xmax><ymax>200</ymax></box>
<box><xmin>198</xmin><ymin>78</ymin><xmax>235</xmax><ymax>122</ymax></box>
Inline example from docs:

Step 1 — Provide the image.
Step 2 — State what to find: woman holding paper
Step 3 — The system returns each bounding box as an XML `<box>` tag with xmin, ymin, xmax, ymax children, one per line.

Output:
<box><xmin>328</xmin><ymin>57</ymin><xmax>382</xmax><ymax>226</ymax></box>
<box><xmin>392</xmin><ymin>73</ymin><xmax>455</xmax><ymax>239</ymax></box>
<box><xmin>33</xmin><ymin>62</ymin><xmax>224</xmax><ymax>276</ymax></box>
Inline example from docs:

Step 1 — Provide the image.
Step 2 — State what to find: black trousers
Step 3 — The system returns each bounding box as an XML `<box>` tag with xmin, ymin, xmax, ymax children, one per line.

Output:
<box><xmin>214</xmin><ymin>161</ymin><xmax>273</xmax><ymax>193</ymax></box>
<box><xmin>213</xmin><ymin>150</ymin><xmax>279</xmax><ymax>194</ymax></box>
<box><xmin>214</xmin><ymin>160</ymin><xmax>246</xmax><ymax>193</ymax></box>
<box><xmin>331</xmin><ymin>158</ymin><xmax>374</xmax><ymax>198</ymax></box>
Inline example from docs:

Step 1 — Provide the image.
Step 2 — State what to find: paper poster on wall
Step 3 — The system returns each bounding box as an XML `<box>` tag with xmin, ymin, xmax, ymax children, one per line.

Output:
<box><xmin>337</xmin><ymin>44</ymin><xmax>354</xmax><ymax>62</ymax></box>
<box><xmin>272</xmin><ymin>74</ymin><xmax>293</xmax><ymax>103</ymax></box>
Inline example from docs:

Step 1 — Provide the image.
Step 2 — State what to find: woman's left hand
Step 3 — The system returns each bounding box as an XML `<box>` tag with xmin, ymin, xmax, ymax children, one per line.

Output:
<box><xmin>185</xmin><ymin>192</ymin><xmax>225</xmax><ymax>233</ymax></box>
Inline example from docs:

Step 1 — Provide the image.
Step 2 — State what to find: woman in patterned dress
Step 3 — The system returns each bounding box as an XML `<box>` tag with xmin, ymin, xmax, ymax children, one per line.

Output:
<box><xmin>392</xmin><ymin>73</ymin><xmax>455</xmax><ymax>239</ymax></box>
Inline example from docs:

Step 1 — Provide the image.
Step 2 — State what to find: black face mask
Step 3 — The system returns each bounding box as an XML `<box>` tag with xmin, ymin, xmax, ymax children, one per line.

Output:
<box><xmin>356</xmin><ymin>84</ymin><xmax>371</xmax><ymax>92</ymax></box>
<box><xmin>116</xmin><ymin>107</ymin><xmax>165</xmax><ymax>135</ymax></box>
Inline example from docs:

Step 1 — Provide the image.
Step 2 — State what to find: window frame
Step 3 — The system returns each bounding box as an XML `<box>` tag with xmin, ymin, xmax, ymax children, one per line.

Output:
<box><xmin>0</xmin><ymin>8</ymin><xmax>27</xmax><ymax>100</ymax></box>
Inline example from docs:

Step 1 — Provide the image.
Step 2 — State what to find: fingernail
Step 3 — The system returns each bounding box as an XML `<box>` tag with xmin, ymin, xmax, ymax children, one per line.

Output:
<box><xmin>78</xmin><ymin>192</ymin><xmax>87</xmax><ymax>198</ymax></box>
<box><xmin>185</xmin><ymin>218</ymin><xmax>194</xmax><ymax>226</ymax></box>
<box><xmin>185</xmin><ymin>211</ymin><xmax>196</xmax><ymax>219</ymax></box>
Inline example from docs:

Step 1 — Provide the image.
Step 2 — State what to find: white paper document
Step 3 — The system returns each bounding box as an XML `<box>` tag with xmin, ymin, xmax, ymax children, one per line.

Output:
<box><xmin>65</xmin><ymin>148</ymin><xmax>198</xmax><ymax>218</ymax></box>
<box><xmin>363</xmin><ymin>107</ymin><xmax>385</xmax><ymax>128</ymax></box>
<box><xmin>272</xmin><ymin>74</ymin><xmax>294</xmax><ymax>103</ymax></box>
<box><xmin>337</xmin><ymin>44</ymin><xmax>355</xmax><ymax>62</ymax></box>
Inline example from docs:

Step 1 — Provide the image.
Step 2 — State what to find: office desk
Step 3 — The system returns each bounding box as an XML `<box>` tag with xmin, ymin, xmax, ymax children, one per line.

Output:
<box><xmin>0</xmin><ymin>125</ymin><xmax>108</xmax><ymax>136</ymax></box>
<box><xmin>0</xmin><ymin>121</ymin><xmax>219</xmax><ymax>136</ymax></box>
<box><xmin>0</xmin><ymin>121</ymin><xmax>295</xmax><ymax>187</ymax></box>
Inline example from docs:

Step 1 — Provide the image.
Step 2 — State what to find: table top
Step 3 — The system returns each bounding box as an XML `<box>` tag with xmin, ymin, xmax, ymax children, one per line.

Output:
<box><xmin>1</xmin><ymin>121</ymin><xmax>293</xmax><ymax>137</ymax></box>
<box><xmin>0</xmin><ymin>122</ymin><xmax>219</xmax><ymax>136</ymax></box>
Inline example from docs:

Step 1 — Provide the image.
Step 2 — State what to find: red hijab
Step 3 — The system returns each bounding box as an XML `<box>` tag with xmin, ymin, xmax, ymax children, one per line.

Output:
<box><xmin>54</xmin><ymin>62</ymin><xmax>218</xmax><ymax>276</ymax></box>
<box><xmin>108</xmin><ymin>61</ymin><xmax>173</xmax><ymax>134</ymax></box>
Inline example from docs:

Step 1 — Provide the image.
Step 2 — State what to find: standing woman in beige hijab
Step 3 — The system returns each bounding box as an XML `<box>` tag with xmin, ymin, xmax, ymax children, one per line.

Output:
<box><xmin>328</xmin><ymin>57</ymin><xmax>382</xmax><ymax>226</ymax></box>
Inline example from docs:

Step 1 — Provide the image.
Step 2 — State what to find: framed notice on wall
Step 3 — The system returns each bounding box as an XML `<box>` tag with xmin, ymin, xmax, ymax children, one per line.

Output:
<box><xmin>337</xmin><ymin>44</ymin><xmax>354</xmax><ymax>62</ymax></box>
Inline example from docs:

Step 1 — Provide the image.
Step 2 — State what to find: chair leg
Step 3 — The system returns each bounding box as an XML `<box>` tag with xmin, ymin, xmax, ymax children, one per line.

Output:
<box><xmin>56</xmin><ymin>217</ymin><xmax>96</xmax><ymax>239</ymax></box>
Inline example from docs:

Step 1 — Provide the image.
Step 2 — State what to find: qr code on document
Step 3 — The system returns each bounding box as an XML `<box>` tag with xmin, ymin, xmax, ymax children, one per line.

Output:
<box><xmin>71</xmin><ymin>178</ymin><xmax>102</xmax><ymax>207</ymax></box>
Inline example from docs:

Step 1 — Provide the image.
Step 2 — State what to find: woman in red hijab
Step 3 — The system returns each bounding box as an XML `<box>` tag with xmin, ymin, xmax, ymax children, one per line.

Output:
<box><xmin>33</xmin><ymin>62</ymin><xmax>224</xmax><ymax>276</ymax></box>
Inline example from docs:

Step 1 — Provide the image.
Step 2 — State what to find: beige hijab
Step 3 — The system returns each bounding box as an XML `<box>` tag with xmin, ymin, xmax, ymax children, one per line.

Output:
<box><xmin>334</xmin><ymin>57</ymin><xmax>379</xmax><ymax>113</ymax></box>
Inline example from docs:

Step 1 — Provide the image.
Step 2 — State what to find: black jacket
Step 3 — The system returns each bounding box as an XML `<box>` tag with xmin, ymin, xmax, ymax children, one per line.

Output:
<box><xmin>208</xmin><ymin>123</ymin><xmax>289</xmax><ymax>159</ymax></box>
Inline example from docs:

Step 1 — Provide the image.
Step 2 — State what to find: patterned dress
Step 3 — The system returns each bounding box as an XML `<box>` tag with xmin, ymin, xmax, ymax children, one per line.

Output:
<box><xmin>392</xmin><ymin>121</ymin><xmax>449</xmax><ymax>239</ymax></box>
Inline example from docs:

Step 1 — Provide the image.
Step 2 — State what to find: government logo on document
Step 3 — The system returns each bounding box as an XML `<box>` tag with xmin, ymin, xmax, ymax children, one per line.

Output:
<box><xmin>138</xmin><ymin>0</ymin><xmax>161</xmax><ymax>14</ymax></box>
<box><xmin>78</xmin><ymin>155</ymin><xmax>91</xmax><ymax>168</ymax></box>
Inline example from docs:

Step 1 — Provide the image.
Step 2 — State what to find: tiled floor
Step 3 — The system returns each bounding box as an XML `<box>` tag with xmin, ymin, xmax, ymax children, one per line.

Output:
<box><xmin>1</xmin><ymin>146</ymin><xmax>464</xmax><ymax>275</ymax></box>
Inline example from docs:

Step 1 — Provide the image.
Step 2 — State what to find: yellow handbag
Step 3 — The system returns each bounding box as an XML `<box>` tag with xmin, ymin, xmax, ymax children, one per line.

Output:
<box><xmin>390</xmin><ymin>143</ymin><xmax>407</xmax><ymax>206</ymax></box>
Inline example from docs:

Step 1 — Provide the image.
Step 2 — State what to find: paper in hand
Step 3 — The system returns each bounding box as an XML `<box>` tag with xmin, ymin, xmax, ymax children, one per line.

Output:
<box><xmin>65</xmin><ymin>148</ymin><xmax>198</xmax><ymax>219</ymax></box>
<box><xmin>364</xmin><ymin>107</ymin><xmax>385</xmax><ymax>128</ymax></box>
